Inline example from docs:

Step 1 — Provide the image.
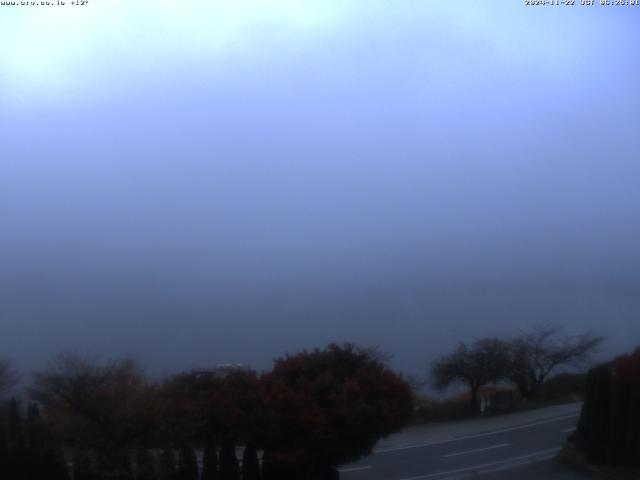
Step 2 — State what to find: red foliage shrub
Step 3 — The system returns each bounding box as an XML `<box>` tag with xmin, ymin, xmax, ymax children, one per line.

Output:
<box><xmin>261</xmin><ymin>343</ymin><xmax>413</xmax><ymax>473</ymax></box>
<box><xmin>615</xmin><ymin>347</ymin><xmax>640</xmax><ymax>383</ymax></box>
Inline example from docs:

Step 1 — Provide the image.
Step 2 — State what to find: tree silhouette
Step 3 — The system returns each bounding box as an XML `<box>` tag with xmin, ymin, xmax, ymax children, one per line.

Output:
<box><xmin>0</xmin><ymin>425</ymin><xmax>10</xmax><ymax>478</ymax></box>
<box><xmin>71</xmin><ymin>448</ymin><xmax>96</xmax><ymax>480</ymax></box>
<box><xmin>201</xmin><ymin>435</ymin><xmax>219</xmax><ymax>480</ymax></box>
<box><xmin>241</xmin><ymin>442</ymin><xmax>260</xmax><ymax>480</ymax></box>
<box><xmin>0</xmin><ymin>359</ymin><xmax>20</xmax><ymax>397</ymax></box>
<box><xmin>432</xmin><ymin>338</ymin><xmax>511</xmax><ymax>413</ymax></box>
<box><xmin>161</xmin><ymin>368</ymin><xmax>265</xmax><ymax>477</ymax></box>
<box><xmin>219</xmin><ymin>431</ymin><xmax>240</xmax><ymax>480</ymax></box>
<box><xmin>135</xmin><ymin>447</ymin><xmax>157</xmax><ymax>480</ymax></box>
<box><xmin>6</xmin><ymin>398</ymin><xmax>27</xmax><ymax>479</ymax></box>
<box><xmin>508</xmin><ymin>325</ymin><xmax>603</xmax><ymax>399</ymax></box>
<box><xmin>177</xmin><ymin>443</ymin><xmax>198</xmax><ymax>480</ymax></box>
<box><xmin>158</xmin><ymin>445</ymin><xmax>177</xmax><ymax>480</ymax></box>
<box><xmin>30</xmin><ymin>352</ymin><xmax>158</xmax><ymax>478</ymax></box>
<box><xmin>261</xmin><ymin>343</ymin><xmax>413</xmax><ymax>478</ymax></box>
<box><xmin>26</xmin><ymin>402</ymin><xmax>70</xmax><ymax>480</ymax></box>
<box><xmin>574</xmin><ymin>347</ymin><xmax>640</xmax><ymax>466</ymax></box>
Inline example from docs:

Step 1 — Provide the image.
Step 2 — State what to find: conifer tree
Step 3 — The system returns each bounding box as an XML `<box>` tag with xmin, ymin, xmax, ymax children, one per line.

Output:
<box><xmin>241</xmin><ymin>443</ymin><xmax>260</xmax><ymax>480</ymax></box>
<box><xmin>158</xmin><ymin>445</ymin><xmax>177</xmax><ymax>480</ymax></box>
<box><xmin>135</xmin><ymin>447</ymin><xmax>156</xmax><ymax>480</ymax></box>
<box><xmin>201</xmin><ymin>436</ymin><xmax>219</xmax><ymax>480</ymax></box>
<box><xmin>29</xmin><ymin>403</ymin><xmax>71</xmax><ymax>480</ymax></box>
<box><xmin>7</xmin><ymin>398</ymin><xmax>27</xmax><ymax>480</ymax></box>
<box><xmin>109</xmin><ymin>449</ymin><xmax>134</xmax><ymax>480</ymax></box>
<box><xmin>72</xmin><ymin>448</ymin><xmax>96</xmax><ymax>480</ymax></box>
<box><xmin>176</xmin><ymin>443</ymin><xmax>198</xmax><ymax>480</ymax></box>
<box><xmin>218</xmin><ymin>432</ymin><xmax>240</xmax><ymax>480</ymax></box>
<box><xmin>0</xmin><ymin>426</ymin><xmax>10</xmax><ymax>476</ymax></box>
<box><xmin>26</xmin><ymin>402</ymin><xmax>46</xmax><ymax>479</ymax></box>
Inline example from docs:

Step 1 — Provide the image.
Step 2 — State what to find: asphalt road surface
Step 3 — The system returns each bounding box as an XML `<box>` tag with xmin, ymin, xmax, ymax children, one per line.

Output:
<box><xmin>339</xmin><ymin>409</ymin><xmax>589</xmax><ymax>480</ymax></box>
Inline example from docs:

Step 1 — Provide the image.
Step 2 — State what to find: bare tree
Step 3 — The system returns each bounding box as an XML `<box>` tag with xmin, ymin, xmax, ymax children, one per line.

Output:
<box><xmin>508</xmin><ymin>324</ymin><xmax>603</xmax><ymax>399</ymax></box>
<box><xmin>30</xmin><ymin>351</ymin><xmax>159</xmax><ymax>474</ymax></box>
<box><xmin>405</xmin><ymin>374</ymin><xmax>428</xmax><ymax>392</ymax></box>
<box><xmin>358</xmin><ymin>345</ymin><xmax>394</xmax><ymax>366</ymax></box>
<box><xmin>431</xmin><ymin>338</ymin><xmax>511</xmax><ymax>414</ymax></box>
<box><xmin>0</xmin><ymin>357</ymin><xmax>20</xmax><ymax>396</ymax></box>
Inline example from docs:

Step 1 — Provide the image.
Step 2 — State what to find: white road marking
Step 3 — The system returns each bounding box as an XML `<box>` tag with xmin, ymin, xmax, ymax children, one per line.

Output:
<box><xmin>475</xmin><ymin>450</ymin><xmax>560</xmax><ymax>477</ymax></box>
<box><xmin>443</xmin><ymin>442</ymin><xmax>509</xmax><ymax>458</ymax></box>
<box><xmin>562</xmin><ymin>427</ymin><xmax>577</xmax><ymax>433</ymax></box>
<box><xmin>338</xmin><ymin>465</ymin><xmax>372</xmax><ymax>473</ymax></box>
<box><xmin>376</xmin><ymin>413</ymin><xmax>579</xmax><ymax>454</ymax></box>
<box><xmin>395</xmin><ymin>447</ymin><xmax>561</xmax><ymax>480</ymax></box>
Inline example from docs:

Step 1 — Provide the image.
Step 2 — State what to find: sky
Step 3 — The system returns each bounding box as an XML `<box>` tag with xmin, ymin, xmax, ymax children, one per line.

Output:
<box><xmin>1</xmin><ymin>1</ymin><xmax>639</xmax><ymax>379</ymax></box>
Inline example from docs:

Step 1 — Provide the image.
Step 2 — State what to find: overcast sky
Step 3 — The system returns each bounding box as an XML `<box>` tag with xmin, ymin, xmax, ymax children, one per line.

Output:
<box><xmin>1</xmin><ymin>1</ymin><xmax>639</xmax><ymax>378</ymax></box>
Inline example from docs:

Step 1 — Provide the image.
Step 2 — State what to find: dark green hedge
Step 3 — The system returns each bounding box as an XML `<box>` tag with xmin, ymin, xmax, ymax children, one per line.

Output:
<box><xmin>573</xmin><ymin>348</ymin><xmax>640</xmax><ymax>466</ymax></box>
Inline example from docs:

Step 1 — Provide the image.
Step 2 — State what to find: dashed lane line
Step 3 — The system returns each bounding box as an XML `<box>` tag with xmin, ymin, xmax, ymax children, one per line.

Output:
<box><xmin>395</xmin><ymin>447</ymin><xmax>561</xmax><ymax>480</ymax></box>
<box><xmin>443</xmin><ymin>443</ymin><xmax>509</xmax><ymax>458</ymax></box>
<box><xmin>338</xmin><ymin>465</ymin><xmax>373</xmax><ymax>473</ymax></box>
<box><xmin>375</xmin><ymin>413</ymin><xmax>579</xmax><ymax>454</ymax></box>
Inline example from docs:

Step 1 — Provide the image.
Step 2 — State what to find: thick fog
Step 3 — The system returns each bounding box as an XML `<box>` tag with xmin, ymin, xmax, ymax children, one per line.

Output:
<box><xmin>1</xmin><ymin>1</ymin><xmax>639</xmax><ymax>377</ymax></box>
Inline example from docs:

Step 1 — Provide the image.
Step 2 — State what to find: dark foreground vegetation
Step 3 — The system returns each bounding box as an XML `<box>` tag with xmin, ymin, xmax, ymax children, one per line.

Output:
<box><xmin>567</xmin><ymin>346</ymin><xmax>640</xmax><ymax>468</ymax></box>
<box><xmin>0</xmin><ymin>344</ymin><xmax>413</xmax><ymax>480</ymax></box>
<box><xmin>0</xmin><ymin>326</ymin><xmax>619</xmax><ymax>479</ymax></box>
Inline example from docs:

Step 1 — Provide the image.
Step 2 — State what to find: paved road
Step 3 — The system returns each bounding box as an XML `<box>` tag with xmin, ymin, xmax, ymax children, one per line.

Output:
<box><xmin>339</xmin><ymin>407</ymin><xmax>589</xmax><ymax>480</ymax></box>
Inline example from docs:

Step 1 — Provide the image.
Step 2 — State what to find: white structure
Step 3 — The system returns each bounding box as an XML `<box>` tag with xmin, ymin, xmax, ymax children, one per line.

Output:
<box><xmin>191</xmin><ymin>363</ymin><xmax>252</xmax><ymax>379</ymax></box>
